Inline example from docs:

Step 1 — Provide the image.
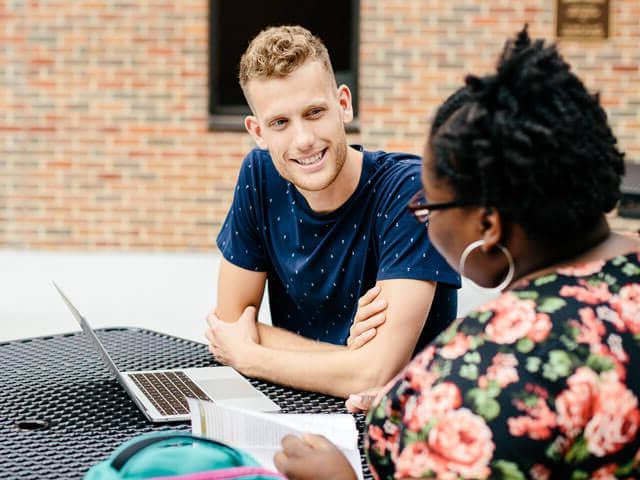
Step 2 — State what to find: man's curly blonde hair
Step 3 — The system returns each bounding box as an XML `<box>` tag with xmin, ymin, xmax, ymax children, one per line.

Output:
<box><xmin>239</xmin><ymin>25</ymin><xmax>335</xmax><ymax>97</ymax></box>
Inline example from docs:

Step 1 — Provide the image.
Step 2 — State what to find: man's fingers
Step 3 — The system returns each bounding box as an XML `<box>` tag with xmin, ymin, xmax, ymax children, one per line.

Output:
<box><xmin>345</xmin><ymin>395</ymin><xmax>365</xmax><ymax>413</ymax></box>
<box><xmin>351</xmin><ymin>312</ymin><xmax>385</xmax><ymax>337</ymax></box>
<box><xmin>348</xmin><ymin>311</ymin><xmax>385</xmax><ymax>347</ymax></box>
<box><xmin>357</xmin><ymin>284</ymin><xmax>381</xmax><ymax>307</ymax></box>
<box><xmin>353</xmin><ymin>298</ymin><xmax>387</xmax><ymax>323</ymax></box>
<box><xmin>348</xmin><ymin>311</ymin><xmax>385</xmax><ymax>349</ymax></box>
<box><xmin>241</xmin><ymin>305</ymin><xmax>258</xmax><ymax>319</ymax></box>
<box><xmin>206</xmin><ymin>310</ymin><xmax>221</xmax><ymax>328</ymax></box>
<box><xmin>348</xmin><ymin>328</ymin><xmax>376</xmax><ymax>349</ymax></box>
<box><xmin>204</xmin><ymin>328</ymin><xmax>214</xmax><ymax>343</ymax></box>
<box><xmin>345</xmin><ymin>386</ymin><xmax>382</xmax><ymax>411</ymax></box>
<box><xmin>345</xmin><ymin>388</ymin><xmax>380</xmax><ymax>413</ymax></box>
<box><xmin>209</xmin><ymin>347</ymin><xmax>221</xmax><ymax>361</ymax></box>
<box><xmin>345</xmin><ymin>394</ymin><xmax>374</xmax><ymax>413</ymax></box>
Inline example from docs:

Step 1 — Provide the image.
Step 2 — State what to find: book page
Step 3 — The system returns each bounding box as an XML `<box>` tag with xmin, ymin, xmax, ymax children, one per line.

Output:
<box><xmin>266</xmin><ymin>413</ymin><xmax>358</xmax><ymax>450</ymax></box>
<box><xmin>188</xmin><ymin>399</ymin><xmax>363</xmax><ymax>480</ymax></box>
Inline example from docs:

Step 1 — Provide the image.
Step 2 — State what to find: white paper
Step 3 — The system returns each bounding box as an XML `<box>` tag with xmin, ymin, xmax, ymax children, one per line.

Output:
<box><xmin>188</xmin><ymin>398</ymin><xmax>364</xmax><ymax>480</ymax></box>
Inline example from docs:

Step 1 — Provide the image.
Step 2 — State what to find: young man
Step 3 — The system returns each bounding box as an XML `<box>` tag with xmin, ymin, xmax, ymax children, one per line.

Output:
<box><xmin>205</xmin><ymin>26</ymin><xmax>459</xmax><ymax>398</ymax></box>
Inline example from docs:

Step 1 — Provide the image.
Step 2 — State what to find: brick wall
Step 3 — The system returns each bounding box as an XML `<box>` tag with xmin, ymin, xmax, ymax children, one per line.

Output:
<box><xmin>1</xmin><ymin>0</ymin><xmax>638</xmax><ymax>250</ymax></box>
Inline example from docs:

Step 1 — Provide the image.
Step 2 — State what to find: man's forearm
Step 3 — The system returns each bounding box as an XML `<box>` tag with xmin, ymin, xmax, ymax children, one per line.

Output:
<box><xmin>257</xmin><ymin>323</ymin><xmax>343</xmax><ymax>352</ymax></box>
<box><xmin>241</xmin><ymin>344</ymin><xmax>383</xmax><ymax>398</ymax></box>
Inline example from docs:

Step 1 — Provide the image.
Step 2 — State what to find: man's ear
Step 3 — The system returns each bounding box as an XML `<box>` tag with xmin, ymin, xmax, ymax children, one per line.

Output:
<box><xmin>480</xmin><ymin>207</ymin><xmax>504</xmax><ymax>252</ymax></box>
<box><xmin>244</xmin><ymin>115</ymin><xmax>267</xmax><ymax>149</ymax></box>
<box><xmin>337</xmin><ymin>85</ymin><xmax>354</xmax><ymax>124</ymax></box>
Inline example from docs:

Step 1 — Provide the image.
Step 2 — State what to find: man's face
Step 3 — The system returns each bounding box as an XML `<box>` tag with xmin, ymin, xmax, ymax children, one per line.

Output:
<box><xmin>244</xmin><ymin>60</ymin><xmax>354</xmax><ymax>194</ymax></box>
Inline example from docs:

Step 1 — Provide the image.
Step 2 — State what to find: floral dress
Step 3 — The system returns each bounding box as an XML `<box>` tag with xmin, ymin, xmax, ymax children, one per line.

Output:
<box><xmin>366</xmin><ymin>252</ymin><xmax>640</xmax><ymax>479</ymax></box>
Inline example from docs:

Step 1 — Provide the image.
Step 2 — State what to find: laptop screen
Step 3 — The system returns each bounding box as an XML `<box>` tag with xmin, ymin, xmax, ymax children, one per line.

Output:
<box><xmin>53</xmin><ymin>282</ymin><xmax>129</xmax><ymax>387</ymax></box>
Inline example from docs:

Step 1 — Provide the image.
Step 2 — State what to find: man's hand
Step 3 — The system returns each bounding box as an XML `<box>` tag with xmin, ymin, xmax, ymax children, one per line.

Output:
<box><xmin>345</xmin><ymin>386</ymin><xmax>383</xmax><ymax>414</ymax></box>
<box><xmin>346</xmin><ymin>285</ymin><xmax>388</xmax><ymax>349</ymax></box>
<box><xmin>205</xmin><ymin>306</ymin><xmax>259</xmax><ymax>373</ymax></box>
<box><xmin>274</xmin><ymin>434</ymin><xmax>357</xmax><ymax>480</ymax></box>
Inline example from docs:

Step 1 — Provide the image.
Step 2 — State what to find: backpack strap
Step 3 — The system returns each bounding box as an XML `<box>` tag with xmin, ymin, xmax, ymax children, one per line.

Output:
<box><xmin>111</xmin><ymin>434</ymin><xmax>245</xmax><ymax>471</ymax></box>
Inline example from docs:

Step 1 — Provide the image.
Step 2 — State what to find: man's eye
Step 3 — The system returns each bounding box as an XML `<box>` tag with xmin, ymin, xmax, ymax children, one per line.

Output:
<box><xmin>308</xmin><ymin>109</ymin><xmax>323</xmax><ymax>117</ymax></box>
<box><xmin>271</xmin><ymin>119</ymin><xmax>287</xmax><ymax>128</ymax></box>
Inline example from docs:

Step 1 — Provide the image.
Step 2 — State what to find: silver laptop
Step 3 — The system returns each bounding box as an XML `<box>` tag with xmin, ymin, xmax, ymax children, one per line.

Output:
<box><xmin>53</xmin><ymin>282</ymin><xmax>280</xmax><ymax>422</ymax></box>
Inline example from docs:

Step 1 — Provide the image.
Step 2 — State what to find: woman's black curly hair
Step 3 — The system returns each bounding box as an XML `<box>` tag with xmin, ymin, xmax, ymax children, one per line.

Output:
<box><xmin>428</xmin><ymin>26</ymin><xmax>625</xmax><ymax>246</ymax></box>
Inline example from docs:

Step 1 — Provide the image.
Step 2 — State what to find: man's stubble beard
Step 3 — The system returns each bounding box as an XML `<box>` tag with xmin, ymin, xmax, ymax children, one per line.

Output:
<box><xmin>284</xmin><ymin>140</ymin><xmax>347</xmax><ymax>194</ymax></box>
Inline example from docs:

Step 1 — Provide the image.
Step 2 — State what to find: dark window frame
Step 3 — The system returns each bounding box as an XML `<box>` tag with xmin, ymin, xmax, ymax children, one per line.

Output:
<box><xmin>208</xmin><ymin>0</ymin><xmax>360</xmax><ymax>133</ymax></box>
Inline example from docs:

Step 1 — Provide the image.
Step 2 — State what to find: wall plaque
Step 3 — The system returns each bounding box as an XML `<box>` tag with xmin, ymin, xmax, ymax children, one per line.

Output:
<box><xmin>556</xmin><ymin>0</ymin><xmax>610</xmax><ymax>40</ymax></box>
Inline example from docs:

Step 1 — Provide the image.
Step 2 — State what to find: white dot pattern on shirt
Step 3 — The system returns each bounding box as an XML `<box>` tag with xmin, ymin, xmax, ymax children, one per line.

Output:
<box><xmin>222</xmin><ymin>153</ymin><xmax>456</xmax><ymax>345</ymax></box>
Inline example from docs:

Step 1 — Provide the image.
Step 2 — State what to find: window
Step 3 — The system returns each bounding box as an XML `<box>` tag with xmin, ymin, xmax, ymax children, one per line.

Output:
<box><xmin>209</xmin><ymin>0</ymin><xmax>360</xmax><ymax>131</ymax></box>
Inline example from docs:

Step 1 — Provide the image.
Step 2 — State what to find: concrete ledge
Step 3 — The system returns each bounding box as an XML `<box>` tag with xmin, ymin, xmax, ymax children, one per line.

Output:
<box><xmin>0</xmin><ymin>249</ymin><xmax>492</xmax><ymax>344</ymax></box>
<box><xmin>0</xmin><ymin>250</ymin><xmax>225</xmax><ymax>343</ymax></box>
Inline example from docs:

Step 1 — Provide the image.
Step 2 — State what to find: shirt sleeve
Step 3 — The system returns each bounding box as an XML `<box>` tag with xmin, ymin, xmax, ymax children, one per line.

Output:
<box><xmin>216</xmin><ymin>152</ymin><xmax>269</xmax><ymax>272</ymax></box>
<box><xmin>375</xmin><ymin>160</ymin><xmax>460</xmax><ymax>287</ymax></box>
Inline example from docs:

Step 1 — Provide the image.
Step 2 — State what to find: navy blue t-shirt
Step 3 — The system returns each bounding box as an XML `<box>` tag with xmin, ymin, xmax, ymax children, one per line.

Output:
<box><xmin>217</xmin><ymin>147</ymin><xmax>461</xmax><ymax>353</ymax></box>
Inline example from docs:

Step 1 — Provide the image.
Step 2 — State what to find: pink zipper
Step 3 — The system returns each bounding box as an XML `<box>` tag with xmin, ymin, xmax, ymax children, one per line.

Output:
<box><xmin>148</xmin><ymin>466</ymin><xmax>286</xmax><ymax>480</ymax></box>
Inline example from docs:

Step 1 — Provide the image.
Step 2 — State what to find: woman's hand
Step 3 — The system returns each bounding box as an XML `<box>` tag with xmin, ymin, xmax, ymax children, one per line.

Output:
<box><xmin>274</xmin><ymin>433</ymin><xmax>357</xmax><ymax>480</ymax></box>
<box><xmin>346</xmin><ymin>285</ymin><xmax>388</xmax><ymax>349</ymax></box>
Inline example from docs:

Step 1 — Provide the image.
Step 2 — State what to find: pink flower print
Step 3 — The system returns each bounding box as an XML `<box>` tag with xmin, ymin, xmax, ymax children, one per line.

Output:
<box><xmin>478</xmin><ymin>353</ymin><xmax>519</xmax><ymax>389</ymax></box>
<box><xmin>508</xmin><ymin>396</ymin><xmax>557</xmax><ymax>440</ymax></box>
<box><xmin>529</xmin><ymin>463</ymin><xmax>551</xmax><ymax>480</ymax></box>
<box><xmin>589</xmin><ymin>342</ymin><xmax>627</xmax><ymax>382</ymax></box>
<box><xmin>606</xmin><ymin>334</ymin><xmax>629</xmax><ymax>364</ymax></box>
<box><xmin>585</xmin><ymin>371</ymin><xmax>640</xmax><ymax>457</ymax></box>
<box><xmin>439</xmin><ymin>332</ymin><xmax>472</xmax><ymax>359</ymax></box>
<box><xmin>525</xmin><ymin>383</ymin><xmax>550</xmax><ymax>401</ymax></box>
<box><xmin>610</xmin><ymin>284</ymin><xmax>640</xmax><ymax>334</ymax></box>
<box><xmin>413</xmin><ymin>345</ymin><xmax>436</xmax><ymax>370</ymax></box>
<box><xmin>396</xmin><ymin>346</ymin><xmax>437</xmax><ymax>394</ymax></box>
<box><xmin>556</xmin><ymin>367</ymin><xmax>599</xmax><ymax>438</ymax></box>
<box><xmin>557</xmin><ymin>260</ymin><xmax>605</xmax><ymax>277</ymax></box>
<box><xmin>395</xmin><ymin>409</ymin><xmax>494</xmax><ymax>480</ymax></box>
<box><xmin>527</xmin><ymin>312</ymin><xmax>552</xmax><ymax>342</ymax></box>
<box><xmin>556</xmin><ymin>367</ymin><xmax>640</xmax><ymax>457</ymax></box>
<box><xmin>403</xmin><ymin>382</ymin><xmax>462</xmax><ymax>432</ymax></box>
<box><xmin>367</xmin><ymin>425</ymin><xmax>389</xmax><ymax>456</ymax></box>
<box><xmin>404</xmin><ymin>363</ymin><xmax>438</xmax><ymax>393</ymax></box>
<box><xmin>482</xmin><ymin>293</ymin><xmax>551</xmax><ymax>344</ymax></box>
<box><xmin>596</xmin><ymin>305</ymin><xmax>626</xmax><ymax>332</ymax></box>
<box><xmin>559</xmin><ymin>280</ymin><xmax>611</xmax><ymax>305</ymax></box>
<box><xmin>569</xmin><ymin>307</ymin><xmax>605</xmax><ymax>346</ymax></box>
<box><xmin>482</xmin><ymin>294</ymin><xmax>537</xmax><ymax>344</ymax></box>
<box><xmin>591</xmin><ymin>464</ymin><xmax>618</xmax><ymax>480</ymax></box>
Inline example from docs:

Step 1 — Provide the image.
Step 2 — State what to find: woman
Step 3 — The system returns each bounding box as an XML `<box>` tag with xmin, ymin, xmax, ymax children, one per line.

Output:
<box><xmin>273</xmin><ymin>27</ymin><xmax>640</xmax><ymax>479</ymax></box>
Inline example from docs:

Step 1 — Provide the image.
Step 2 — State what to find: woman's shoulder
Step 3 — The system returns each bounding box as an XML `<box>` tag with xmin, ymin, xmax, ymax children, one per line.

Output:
<box><xmin>366</xmin><ymin>254</ymin><xmax>640</xmax><ymax>479</ymax></box>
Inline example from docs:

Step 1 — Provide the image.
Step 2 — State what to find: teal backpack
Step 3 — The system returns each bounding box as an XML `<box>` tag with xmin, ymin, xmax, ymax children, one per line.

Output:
<box><xmin>84</xmin><ymin>431</ymin><xmax>286</xmax><ymax>480</ymax></box>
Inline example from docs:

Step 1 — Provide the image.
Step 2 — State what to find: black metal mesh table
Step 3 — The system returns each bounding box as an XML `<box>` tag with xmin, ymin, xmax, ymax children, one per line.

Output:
<box><xmin>0</xmin><ymin>328</ymin><xmax>372</xmax><ymax>479</ymax></box>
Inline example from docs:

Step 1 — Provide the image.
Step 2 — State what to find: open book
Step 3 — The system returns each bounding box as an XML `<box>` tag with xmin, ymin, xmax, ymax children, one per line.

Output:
<box><xmin>188</xmin><ymin>398</ymin><xmax>364</xmax><ymax>480</ymax></box>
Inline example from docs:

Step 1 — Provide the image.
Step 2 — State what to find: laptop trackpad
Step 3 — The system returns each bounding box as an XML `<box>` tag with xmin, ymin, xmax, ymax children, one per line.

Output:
<box><xmin>198</xmin><ymin>378</ymin><xmax>263</xmax><ymax>400</ymax></box>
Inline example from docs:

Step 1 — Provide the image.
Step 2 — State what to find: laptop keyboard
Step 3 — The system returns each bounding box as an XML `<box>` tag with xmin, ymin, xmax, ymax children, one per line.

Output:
<box><xmin>128</xmin><ymin>371</ymin><xmax>212</xmax><ymax>417</ymax></box>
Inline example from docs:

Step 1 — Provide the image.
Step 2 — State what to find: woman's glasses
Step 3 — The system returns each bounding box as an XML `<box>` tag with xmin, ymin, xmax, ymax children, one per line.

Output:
<box><xmin>407</xmin><ymin>189</ymin><xmax>474</xmax><ymax>225</ymax></box>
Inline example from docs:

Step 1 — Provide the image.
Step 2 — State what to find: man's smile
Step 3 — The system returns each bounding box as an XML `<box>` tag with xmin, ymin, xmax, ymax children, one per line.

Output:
<box><xmin>291</xmin><ymin>148</ymin><xmax>328</xmax><ymax>170</ymax></box>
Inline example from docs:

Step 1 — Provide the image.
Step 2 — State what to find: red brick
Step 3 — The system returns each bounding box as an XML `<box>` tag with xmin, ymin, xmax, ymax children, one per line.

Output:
<box><xmin>1</xmin><ymin>0</ymin><xmax>637</xmax><ymax>251</ymax></box>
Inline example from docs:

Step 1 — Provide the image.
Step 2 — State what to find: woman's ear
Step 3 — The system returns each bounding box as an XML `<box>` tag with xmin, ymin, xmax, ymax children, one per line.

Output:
<box><xmin>480</xmin><ymin>207</ymin><xmax>503</xmax><ymax>252</ymax></box>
